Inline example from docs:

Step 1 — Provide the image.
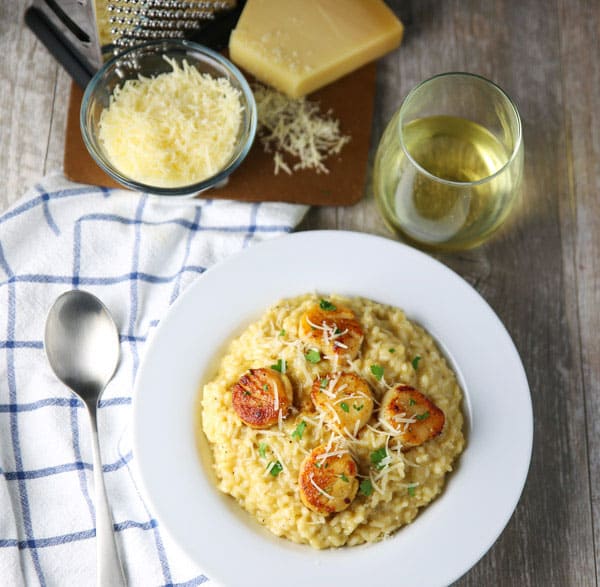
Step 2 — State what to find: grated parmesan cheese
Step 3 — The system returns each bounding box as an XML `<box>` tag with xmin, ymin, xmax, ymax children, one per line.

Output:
<box><xmin>98</xmin><ymin>57</ymin><xmax>243</xmax><ymax>188</ymax></box>
<box><xmin>309</xmin><ymin>474</ymin><xmax>334</xmax><ymax>500</ymax></box>
<box><xmin>252</xmin><ymin>83</ymin><xmax>351</xmax><ymax>175</ymax></box>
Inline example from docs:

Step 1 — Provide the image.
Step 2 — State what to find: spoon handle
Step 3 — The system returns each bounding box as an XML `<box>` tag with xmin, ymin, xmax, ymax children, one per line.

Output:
<box><xmin>88</xmin><ymin>407</ymin><xmax>127</xmax><ymax>586</ymax></box>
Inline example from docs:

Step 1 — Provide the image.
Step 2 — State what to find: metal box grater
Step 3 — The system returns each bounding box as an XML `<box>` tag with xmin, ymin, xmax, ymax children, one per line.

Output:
<box><xmin>29</xmin><ymin>0</ymin><xmax>105</xmax><ymax>72</ymax></box>
<box><xmin>25</xmin><ymin>0</ymin><xmax>242</xmax><ymax>85</ymax></box>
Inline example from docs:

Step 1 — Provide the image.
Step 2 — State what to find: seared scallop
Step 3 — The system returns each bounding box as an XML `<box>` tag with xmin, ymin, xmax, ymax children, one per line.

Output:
<box><xmin>298</xmin><ymin>301</ymin><xmax>364</xmax><ymax>360</ymax></box>
<box><xmin>298</xmin><ymin>444</ymin><xmax>359</xmax><ymax>514</ymax></box>
<box><xmin>311</xmin><ymin>372</ymin><xmax>374</xmax><ymax>436</ymax></box>
<box><xmin>380</xmin><ymin>384</ymin><xmax>445</xmax><ymax>448</ymax></box>
<box><xmin>231</xmin><ymin>367</ymin><xmax>293</xmax><ymax>429</ymax></box>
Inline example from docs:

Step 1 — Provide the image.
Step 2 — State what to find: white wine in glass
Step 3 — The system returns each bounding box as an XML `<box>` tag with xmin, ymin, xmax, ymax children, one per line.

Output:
<box><xmin>375</xmin><ymin>73</ymin><xmax>523</xmax><ymax>251</ymax></box>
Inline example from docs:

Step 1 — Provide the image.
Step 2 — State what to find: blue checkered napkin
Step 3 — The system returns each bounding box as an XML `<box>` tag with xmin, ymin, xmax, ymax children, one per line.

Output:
<box><xmin>0</xmin><ymin>172</ymin><xmax>307</xmax><ymax>586</ymax></box>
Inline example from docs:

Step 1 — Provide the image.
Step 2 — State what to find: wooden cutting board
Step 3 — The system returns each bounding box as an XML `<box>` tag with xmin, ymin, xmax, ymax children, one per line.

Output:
<box><xmin>64</xmin><ymin>62</ymin><xmax>376</xmax><ymax>206</ymax></box>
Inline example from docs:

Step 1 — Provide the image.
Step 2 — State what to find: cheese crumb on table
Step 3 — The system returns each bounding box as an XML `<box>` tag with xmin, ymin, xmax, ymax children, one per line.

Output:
<box><xmin>253</xmin><ymin>84</ymin><xmax>351</xmax><ymax>175</ymax></box>
<box><xmin>98</xmin><ymin>57</ymin><xmax>243</xmax><ymax>188</ymax></box>
<box><xmin>229</xmin><ymin>0</ymin><xmax>403</xmax><ymax>98</ymax></box>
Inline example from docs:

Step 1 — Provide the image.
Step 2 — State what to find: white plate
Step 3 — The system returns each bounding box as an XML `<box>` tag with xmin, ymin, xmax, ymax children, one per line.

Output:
<box><xmin>132</xmin><ymin>230</ymin><xmax>532</xmax><ymax>587</ymax></box>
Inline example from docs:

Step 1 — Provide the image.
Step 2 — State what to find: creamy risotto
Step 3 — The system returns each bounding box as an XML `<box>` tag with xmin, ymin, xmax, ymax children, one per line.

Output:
<box><xmin>199</xmin><ymin>294</ymin><xmax>465</xmax><ymax>548</ymax></box>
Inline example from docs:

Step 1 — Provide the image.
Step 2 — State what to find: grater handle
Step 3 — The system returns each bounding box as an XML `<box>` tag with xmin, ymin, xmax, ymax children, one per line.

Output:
<box><xmin>25</xmin><ymin>6</ymin><xmax>93</xmax><ymax>88</ymax></box>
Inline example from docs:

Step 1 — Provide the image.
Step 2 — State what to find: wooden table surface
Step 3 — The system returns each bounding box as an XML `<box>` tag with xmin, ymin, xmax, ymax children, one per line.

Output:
<box><xmin>2</xmin><ymin>1</ymin><xmax>599</xmax><ymax>585</ymax></box>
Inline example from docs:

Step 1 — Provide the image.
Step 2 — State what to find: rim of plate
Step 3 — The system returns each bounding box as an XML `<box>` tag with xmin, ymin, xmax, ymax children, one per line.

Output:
<box><xmin>132</xmin><ymin>230</ymin><xmax>533</xmax><ymax>587</ymax></box>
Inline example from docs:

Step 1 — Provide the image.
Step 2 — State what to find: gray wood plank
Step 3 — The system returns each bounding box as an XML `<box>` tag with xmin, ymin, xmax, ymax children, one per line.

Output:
<box><xmin>0</xmin><ymin>1</ymin><xmax>63</xmax><ymax>207</ymax></box>
<box><xmin>558</xmin><ymin>0</ymin><xmax>600</xmax><ymax>582</ymax></box>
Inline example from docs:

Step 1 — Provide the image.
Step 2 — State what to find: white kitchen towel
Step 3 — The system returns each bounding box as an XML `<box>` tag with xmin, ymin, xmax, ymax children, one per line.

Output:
<box><xmin>0</xmin><ymin>172</ymin><xmax>308</xmax><ymax>586</ymax></box>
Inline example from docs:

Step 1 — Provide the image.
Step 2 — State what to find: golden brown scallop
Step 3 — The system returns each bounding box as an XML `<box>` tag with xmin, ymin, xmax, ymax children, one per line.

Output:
<box><xmin>231</xmin><ymin>367</ymin><xmax>293</xmax><ymax>429</ymax></box>
<box><xmin>298</xmin><ymin>444</ymin><xmax>359</xmax><ymax>514</ymax></box>
<box><xmin>379</xmin><ymin>384</ymin><xmax>445</xmax><ymax>448</ymax></box>
<box><xmin>298</xmin><ymin>301</ymin><xmax>364</xmax><ymax>360</ymax></box>
<box><xmin>311</xmin><ymin>372</ymin><xmax>374</xmax><ymax>436</ymax></box>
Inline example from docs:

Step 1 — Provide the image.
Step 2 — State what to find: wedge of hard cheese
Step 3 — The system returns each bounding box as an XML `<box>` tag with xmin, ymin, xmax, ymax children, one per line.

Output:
<box><xmin>229</xmin><ymin>0</ymin><xmax>403</xmax><ymax>98</ymax></box>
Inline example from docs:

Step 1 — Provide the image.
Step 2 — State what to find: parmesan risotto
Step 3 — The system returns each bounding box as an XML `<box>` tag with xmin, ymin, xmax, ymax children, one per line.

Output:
<box><xmin>199</xmin><ymin>294</ymin><xmax>465</xmax><ymax>548</ymax></box>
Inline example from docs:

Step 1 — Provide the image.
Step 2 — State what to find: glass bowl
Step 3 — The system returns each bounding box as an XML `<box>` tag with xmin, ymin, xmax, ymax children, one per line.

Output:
<box><xmin>80</xmin><ymin>40</ymin><xmax>257</xmax><ymax>197</ymax></box>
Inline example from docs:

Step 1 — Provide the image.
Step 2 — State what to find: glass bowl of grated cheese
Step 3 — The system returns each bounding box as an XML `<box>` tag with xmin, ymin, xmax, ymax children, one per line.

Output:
<box><xmin>81</xmin><ymin>39</ymin><xmax>257</xmax><ymax>196</ymax></box>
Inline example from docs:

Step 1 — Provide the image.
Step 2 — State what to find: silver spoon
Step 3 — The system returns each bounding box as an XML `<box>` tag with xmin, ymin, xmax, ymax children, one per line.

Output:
<box><xmin>44</xmin><ymin>290</ymin><xmax>126</xmax><ymax>586</ymax></box>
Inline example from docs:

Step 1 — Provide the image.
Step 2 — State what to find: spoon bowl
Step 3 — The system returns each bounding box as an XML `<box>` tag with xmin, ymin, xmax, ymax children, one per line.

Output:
<box><xmin>45</xmin><ymin>290</ymin><xmax>119</xmax><ymax>405</ymax></box>
<box><xmin>44</xmin><ymin>290</ymin><xmax>126</xmax><ymax>586</ymax></box>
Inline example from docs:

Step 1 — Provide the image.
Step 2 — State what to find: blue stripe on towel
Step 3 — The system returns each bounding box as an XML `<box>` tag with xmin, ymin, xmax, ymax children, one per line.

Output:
<box><xmin>1</xmin><ymin>244</ymin><xmax>47</xmax><ymax>585</ymax></box>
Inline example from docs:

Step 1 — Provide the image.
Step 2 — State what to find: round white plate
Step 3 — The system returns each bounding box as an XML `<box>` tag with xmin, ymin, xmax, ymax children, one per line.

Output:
<box><xmin>132</xmin><ymin>230</ymin><xmax>532</xmax><ymax>587</ymax></box>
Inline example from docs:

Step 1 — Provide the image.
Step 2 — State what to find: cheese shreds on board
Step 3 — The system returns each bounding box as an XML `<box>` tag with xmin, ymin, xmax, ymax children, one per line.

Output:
<box><xmin>253</xmin><ymin>84</ymin><xmax>350</xmax><ymax>175</ymax></box>
<box><xmin>98</xmin><ymin>57</ymin><xmax>243</xmax><ymax>188</ymax></box>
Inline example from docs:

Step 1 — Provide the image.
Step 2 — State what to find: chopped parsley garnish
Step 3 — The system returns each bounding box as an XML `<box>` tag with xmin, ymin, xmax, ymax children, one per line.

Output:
<box><xmin>271</xmin><ymin>358</ymin><xmax>286</xmax><ymax>373</ymax></box>
<box><xmin>415</xmin><ymin>411</ymin><xmax>430</xmax><ymax>421</ymax></box>
<box><xmin>389</xmin><ymin>348</ymin><xmax>396</xmax><ymax>353</ymax></box>
<box><xmin>353</xmin><ymin>403</ymin><xmax>364</xmax><ymax>412</ymax></box>
<box><xmin>334</xmin><ymin>327</ymin><xmax>343</xmax><ymax>335</ymax></box>
<box><xmin>359</xmin><ymin>479</ymin><xmax>373</xmax><ymax>497</ymax></box>
<box><xmin>370</xmin><ymin>447</ymin><xmax>388</xmax><ymax>470</ymax></box>
<box><xmin>243</xmin><ymin>390</ymin><xmax>251</xmax><ymax>396</ymax></box>
<box><xmin>258</xmin><ymin>443</ymin><xmax>268</xmax><ymax>458</ymax></box>
<box><xmin>370</xmin><ymin>364</ymin><xmax>384</xmax><ymax>381</ymax></box>
<box><xmin>291</xmin><ymin>420</ymin><xmax>307</xmax><ymax>440</ymax></box>
<box><xmin>408</xmin><ymin>485</ymin><xmax>416</xmax><ymax>497</ymax></box>
<box><xmin>305</xmin><ymin>349</ymin><xmax>321</xmax><ymax>363</ymax></box>
<box><xmin>319</xmin><ymin>299</ymin><xmax>337</xmax><ymax>311</ymax></box>
<box><xmin>412</xmin><ymin>355</ymin><xmax>421</xmax><ymax>370</ymax></box>
<box><xmin>340</xmin><ymin>402</ymin><xmax>350</xmax><ymax>413</ymax></box>
<box><xmin>408</xmin><ymin>398</ymin><xmax>417</xmax><ymax>406</ymax></box>
<box><xmin>279</xmin><ymin>329</ymin><xmax>286</xmax><ymax>337</ymax></box>
<box><xmin>340</xmin><ymin>473</ymin><xmax>349</xmax><ymax>483</ymax></box>
<box><xmin>263</xmin><ymin>384</ymin><xmax>269</xmax><ymax>391</ymax></box>
<box><xmin>268</xmin><ymin>461</ymin><xmax>283</xmax><ymax>477</ymax></box>
<box><xmin>320</xmin><ymin>378</ymin><xmax>329</xmax><ymax>389</ymax></box>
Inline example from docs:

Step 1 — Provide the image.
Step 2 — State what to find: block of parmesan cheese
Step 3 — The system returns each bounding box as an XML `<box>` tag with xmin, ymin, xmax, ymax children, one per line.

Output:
<box><xmin>229</xmin><ymin>0</ymin><xmax>403</xmax><ymax>98</ymax></box>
